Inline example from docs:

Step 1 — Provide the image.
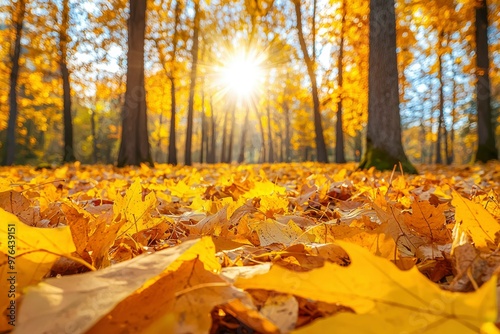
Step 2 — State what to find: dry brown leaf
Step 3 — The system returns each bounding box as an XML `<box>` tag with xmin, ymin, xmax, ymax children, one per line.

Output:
<box><xmin>404</xmin><ymin>200</ymin><xmax>452</xmax><ymax>244</ymax></box>
<box><xmin>0</xmin><ymin>191</ymin><xmax>39</xmax><ymax>225</ymax></box>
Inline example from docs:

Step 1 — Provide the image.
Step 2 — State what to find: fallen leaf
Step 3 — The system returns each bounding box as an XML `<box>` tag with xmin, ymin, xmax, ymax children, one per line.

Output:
<box><xmin>114</xmin><ymin>178</ymin><xmax>157</xmax><ymax>237</ymax></box>
<box><xmin>452</xmin><ymin>191</ymin><xmax>500</xmax><ymax>251</ymax></box>
<box><xmin>0</xmin><ymin>208</ymin><xmax>76</xmax><ymax>331</ymax></box>
<box><xmin>404</xmin><ymin>200</ymin><xmax>452</xmax><ymax>244</ymax></box>
<box><xmin>15</xmin><ymin>237</ymin><xmax>220</xmax><ymax>334</ymax></box>
<box><xmin>0</xmin><ymin>191</ymin><xmax>38</xmax><ymax>225</ymax></box>
<box><xmin>260</xmin><ymin>294</ymin><xmax>298</xmax><ymax>333</ymax></box>
<box><xmin>235</xmin><ymin>241</ymin><xmax>497</xmax><ymax>333</ymax></box>
<box><xmin>253</xmin><ymin>219</ymin><xmax>312</xmax><ymax>247</ymax></box>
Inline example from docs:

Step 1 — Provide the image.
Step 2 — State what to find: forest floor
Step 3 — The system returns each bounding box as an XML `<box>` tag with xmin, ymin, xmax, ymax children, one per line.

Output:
<box><xmin>0</xmin><ymin>162</ymin><xmax>499</xmax><ymax>333</ymax></box>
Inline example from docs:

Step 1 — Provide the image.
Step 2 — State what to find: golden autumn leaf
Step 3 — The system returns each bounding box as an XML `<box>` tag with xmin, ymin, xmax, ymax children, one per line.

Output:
<box><xmin>293</xmin><ymin>311</ymin><xmax>500</xmax><ymax>334</ymax></box>
<box><xmin>15</xmin><ymin>238</ymin><xmax>220</xmax><ymax>333</ymax></box>
<box><xmin>452</xmin><ymin>190</ymin><xmax>500</xmax><ymax>251</ymax></box>
<box><xmin>404</xmin><ymin>200</ymin><xmax>452</xmax><ymax>244</ymax></box>
<box><xmin>0</xmin><ymin>190</ymin><xmax>39</xmax><ymax>226</ymax></box>
<box><xmin>93</xmin><ymin>258</ymin><xmax>252</xmax><ymax>334</ymax></box>
<box><xmin>253</xmin><ymin>219</ymin><xmax>312</xmax><ymax>246</ymax></box>
<box><xmin>374</xmin><ymin>203</ymin><xmax>427</xmax><ymax>257</ymax></box>
<box><xmin>0</xmin><ymin>208</ymin><xmax>76</xmax><ymax>331</ymax></box>
<box><xmin>235</xmin><ymin>241</ymin><xmax>497</xmax><ymax>333</ymax></box>
<box><xmin>114</xmin><ymin>178</ymin><xmax>157</xmax><ymax>237</ymax></box>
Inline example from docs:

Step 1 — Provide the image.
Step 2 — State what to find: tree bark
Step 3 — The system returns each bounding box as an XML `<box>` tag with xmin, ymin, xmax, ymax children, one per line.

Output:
<box><xmin>220</xmin><ymin>108</ymin><xmax>228</xmax><ymax>163</ymax></box>
<box><xmin>359</xmin><ymin>0</ymin><xmax>416</xmax><ymax>173</ymax></box>
<box><xmin>266</xmin><ymin>84</ymin><xmax>274</xmax><ymax>163</ymax></box>
<box><xmin>474</xmin><ymin>0</ymin><xmax>497</xmax><ymax>162</ymax></box>
<box><xmin>237</xmin><ymin>106</ymin><xmax>250</xmax><ymax>163</ymax></box>
<box><xmin>282</xmin><ymin>82</ymin><xmax>291</xmax><ymax>162</ymax></box>
<box><xmin>335</xmin><ymin>0</ymin><xmax>346</xmax><ymax>163</ymax></box>
<box><xmin>448</xmin><ymin>65</ymin><xmax>457</xmax><ymax>164</ymax></box>
<box><xmin>117</xmin><ymin>0</ymin><xmax>152</xmax><ymax>167</ymax></box>
<box><xmin>4</xmin><ymin>0</ymin><xmax>26</xmax><ymax>166</ymax></box>
<box><xmin>255</xmin><ymin>107</ymin><xmax>267</xmax><ymax>163</ymax></box>
<box><xmin>293</xmin><ymin>0</ymin><xmax>328</xmax><ymax>163</ymax></box>
<box><xmin>200</xmin><ymin>88</ymin><xmax>206</xmax><ymax>164</ymax></box>
<box><xmin>91</xmin><ymin>106</ymin><xmax>98</xmax><ymax>163</ymax></box>
<box><xmin>60</xmin><ymin>0</ymin><xmax>76</xmax><ymax>162</ymax></box>
<box><xmin>208</xmin><ymin>95</ymin><xmax>216</xmax><ymax>163</ymax></box>
<box><xmin>168</xmin><ymin>0</ymin><xmax>182</xmax><ymax>165</ymax></box>
<box><xmin>184</xmin><ymin>0</ymin><xmax>200</xmax><ymax>166</ymax></box>
<box><xmin>227</xmin><ymin>102</ymin><xmax>236</xmax><ymax>162</ymax></box>
<box><xmin>435</xmin><ymin>31</ymin><xmax>444</xmax><ymax>165</ymax></box>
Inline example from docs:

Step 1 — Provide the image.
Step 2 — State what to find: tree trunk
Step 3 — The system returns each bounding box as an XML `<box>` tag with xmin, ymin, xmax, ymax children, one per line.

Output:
<box><xmin>266</xmin><ymin>85</ymin><xmax>274</xmax><ymax>163</ymax></box>
<box><xmin>354</xmin><ymin>131</ymin><xmax>362</xmax><ymax>162</ymax></box>
<box><xmin>91</xmin><ymin>107</ymin><xmax>98</xmax><ymax>163</ymax></box>
<box><xmin>474</xmin><ymin>0</ymin><xmax>497</xmax><ymax>162</ymax></box>
<box><xmin>255</xmin><ymin>107</ymin><xmax>267</xmax><ymax>163</ymax></box>
<box><xmin>117</xmin><ymin>0</ymin><xmax>152</xmax><ymax>167</ymax></box>
<box><xmin>282</xmin><ymin>84</ymin><xmax>291</xmax><ymax>162</ymax></box>
<box><xmin>199</xmin><ymin>38</ymin><xmax>207</xmax><ymax>164</ymax></box>
<box><xmin>59</xmin><ymin>0</ymin><xmax>76</xmax><ymax>163</ymax></box>
<box><xmin>293</xmin><ymin>0</ymin><xmax>328</xmax><ymax>163</ymax></box>
<box><xmin>359</xmin><ymin>0</ymin><xmax>416</xmax><ymax>173</ymax></box>
<box><xmin>220</xmin><ymin>108</ymin><xmax>228</xmax><ymax>163</ymax></box>
<box><xmin>156</xmin><ymin>86</ymin><xmax>167</xmax><ymax>162</ymax></box>
<box><xmin>227</xmin><ymin>103</ymin><xmax>236</xmax><ymax>162</ymax></box>
<box><xmin>4</xmin><ymin>0</ymin><xmax>26</xmax><ymax>166</ymax></box>
<box><xmin>208</xmin><ymin>95</ymin><xmax>216</xmax><ymax>163</ymax></box>
<box><xmin>184</xmin><ymin>0</ymin><xmax>200</xmax><ymax>166</ymax></box>
<box><xmin>435</xmin><ymin>32</ymin><xmax>444</xmax><ymax>164</ymax></box>
<box><xmin>200</xmin><ymin>90</ymin><xmax>206</xmax><ymax>164</ymax></box>
<box><xmin>448</xmin><ymin>68</ymin><xmax>457</xmax><ymax>164</ymax></box>
<box><xmin>168</xmin><ymin>0</ymin><xmax>182</xmax><ymax>165</ymax></box>
<box><xmin>238</xmin><ymin>106</ymin><xmax>250</xmax><ymax>163</ymax></box>
<box><xmin>335</xmin><ymin>0</ymin><xmax>346</xmax><ymax>163</ymax></box>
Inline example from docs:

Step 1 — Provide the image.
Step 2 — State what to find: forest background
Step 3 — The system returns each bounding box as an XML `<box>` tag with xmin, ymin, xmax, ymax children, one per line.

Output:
<box><xmin>0</xmin><ymin>0</ymin><xmax>499</xmax><ymax>167</ymax></box>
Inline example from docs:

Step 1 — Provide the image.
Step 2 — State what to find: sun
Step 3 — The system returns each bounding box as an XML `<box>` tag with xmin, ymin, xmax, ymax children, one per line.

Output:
<box><xmin>218</xmin><ymin>50</ymin><xmax>264</xmax><ymax>99</ymax></box>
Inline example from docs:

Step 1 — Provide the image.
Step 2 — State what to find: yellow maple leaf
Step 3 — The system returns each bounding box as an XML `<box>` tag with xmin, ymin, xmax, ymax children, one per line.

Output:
<box><xmin>114</xmin><ymin>178</ymin><xmax>157</xmax><ymax>236</ymax></box>
<box><xmin>404</xmin><ymin>200</ymin><xmax>452</xmax><ymax>244</ymax></box>
<box><xmin>452</xmin><ymin>190</ymin><xmax>500</xmax><ymax>250</ymax></box>
<box><xmin>14</xmin><ymin>238</ymin><xmax>245</xmax><ymax>334</ymax></box>
<box><xmin>253</xmin><ymin>219</ymin><xmax>311</xmax><ymax>246</ymax></box>
<box><xmin>0</xmin><ymin>209</ymin><xmax>76</xmax><ymax>331</ymax></box>
<box><xmin>243</xmin><ymin>179</ymin><xmax>286</xmax><ymax>200</ymax></box>
<box><xmin>235</xmin><ymin>241</ymin><xmax>497</xmax><ymax>333</ymax></box>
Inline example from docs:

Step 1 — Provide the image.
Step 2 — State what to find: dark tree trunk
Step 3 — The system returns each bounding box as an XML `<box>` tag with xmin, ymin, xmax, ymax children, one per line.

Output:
<box><xmin>184</xmin><ymin>0</ymin><xmax>200</xmax><ymax>166</ymax></box>
<box><xmin>359</xmin><ymin>0</ymin><xmax>416</xmax><ymax>173</ymax></box>
<box><xmin>255</xmin><ymin>107</ymin><xmax>267</xmax><ymax>163</ymax></box>
<box><xmin>227</xmin><ymin>103</ymin><xmax>236</xmax><ymax>162</ymax></box>
<box><xmin>208</xmin><ymin>95</ymin><xmax>216</xmax><ymax>163</ymax></box>
<box><xmin>335</xmin><ymin>0</ymin><xmax>346</xmax><ymax>163</ymax></box>
<box><xmin>237</xmin><ymin>106</ymin><xmax>250</xmax><ymax>163</ymax></box>
<box><xmin>266</xmin><ymin>85</ymin><xmax>274</xmax><ymax>163</ymax></box>
<box><xmin>199</xmin><ymin>39</ymin><xmax>207</xmax><ymax>164</ymax></box>
<box><xmin>354</xmin><ymin>131</ymin><xmax>362</xmax><ymax>162</ymax></box>
<box><xmin>474</xmin><ymin>0</ymin><xmax>497</xmax><ymax>162</ymax></box>
<box><xmin>91</xmin><ymin>107</ymin><xmax>98</xmax><ymax>163</ymax></box>
<box><xmin>448</xmin><ymin>70</ymin><xmax>457</xmax><ymax>164</ymax></box>
<box><xmin>4</xmin><ymin>0</ymin><xmax>26</xmax><ymax>166</ymax></box>
<box><xmin>200</xmin><ymin>91</ymin><xmax>206</xmax><ymax>164</ymax></box>
<box><xmin>435</xmin><ymin>33</ymin><xmax>444</xmax><ymax>164</ymax></box>
<box><xmin>155</xmin><ymin>86</ymin><xmax>167</xmax><ymax>162</ymax></box>
<box><xmin>117</xmin><ymin>0</ymin><xmax>152</xmax><ymax>167</ymax></box>
<box><xmin>220</xmin><ymin>108</ymin><xmax>228</xmax><ymax>163</ymax></box>
<box><xmin>168</xmin><ymin>77</ymin><xmax>177</xmax><ymax>165</ymax></box>
<box><xmin>293</xmin><ymin>0</ymin><xmax>328</xmax><ymax>163</ymax></box>
<box><xmin>282</xmin><ymin>85</ymin><xmax>291</xmax><ymax>162</ymax></box>
<box><xmin>60</xmin><ymin>0</ymin><xmax>76</xmax><ymax>162</ymax></box>
<box><xmin>168</xmin><ymin>1</ymin><xmax>182</xmax><ymax>165</ymax></box>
